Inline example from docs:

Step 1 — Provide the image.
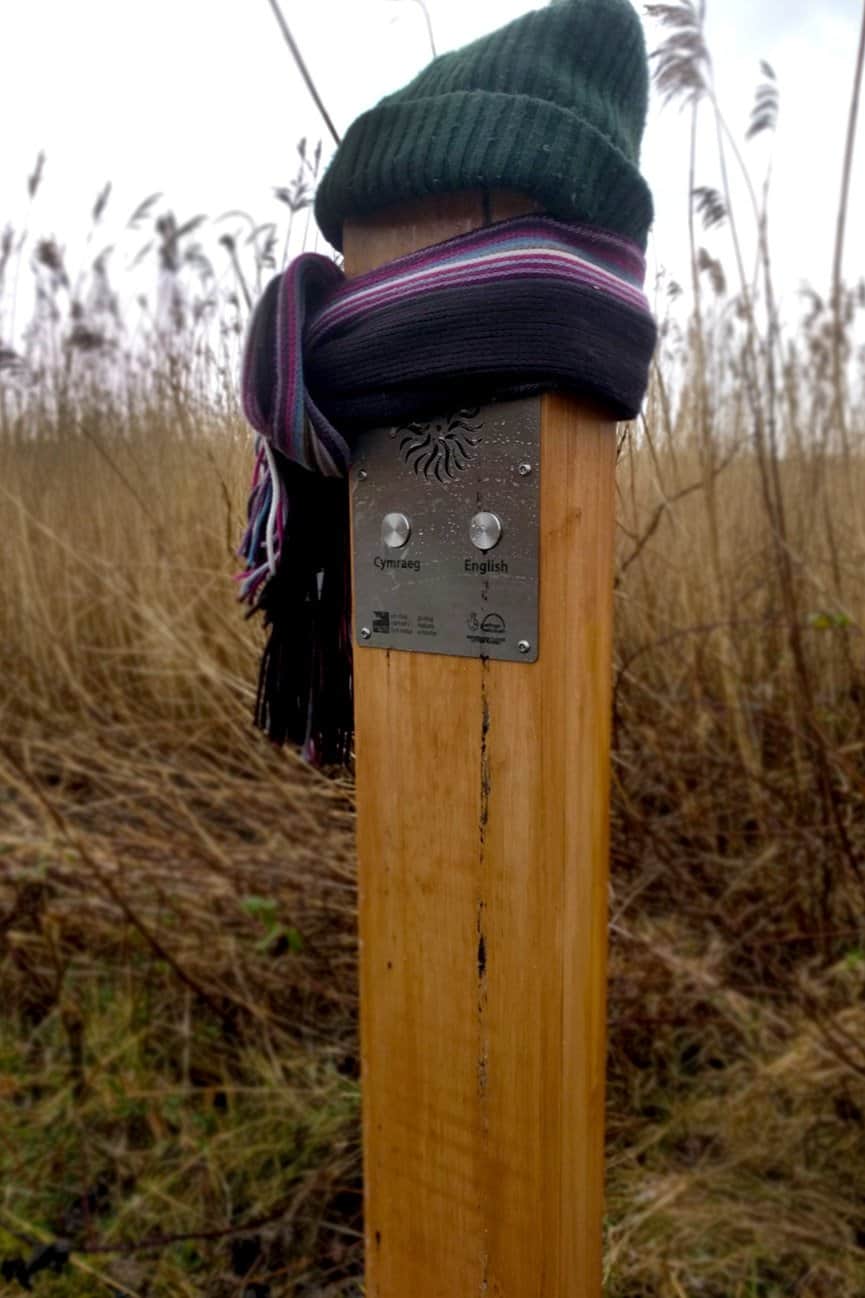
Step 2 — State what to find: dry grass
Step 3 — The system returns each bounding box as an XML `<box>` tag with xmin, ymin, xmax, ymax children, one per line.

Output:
<box><xmin>2</xmin><ymin>5</ymin><xmax>865</xmax><ymax>1291</ymax></box>
<box><xmin>0</xmin><ymin>418</ymin><xmax>365</xmax><ymax>1293</ymax></box>
<box><xmin>2</xmin><ymin>331</ymin><xmax>864</xmax><ymax>1298</ymax></box>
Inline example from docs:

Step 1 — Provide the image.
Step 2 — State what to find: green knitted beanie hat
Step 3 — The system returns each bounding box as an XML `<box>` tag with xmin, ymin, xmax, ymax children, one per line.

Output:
<box><xmin>314</xmin><ymin>0</ymin><xmax>653</xmax><ymax>252</ymax></box>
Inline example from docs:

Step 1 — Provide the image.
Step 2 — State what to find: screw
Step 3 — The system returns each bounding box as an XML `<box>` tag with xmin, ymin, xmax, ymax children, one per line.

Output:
<box><xmin>360</xmin><ymin>627</ymin><xmax>371</xmax><ymax>641</ymax></box>
<box><xmin>517</xmin><ymin>640</ymin><xmax>531</xmax><ymax>655</ymax></box>
<box><xmin>358</xmin><ymin>469</ymin><xmax>368</xmax><ymax>481</ymax></box>
<box><xmin>518</xmin><ymin>462</ymin><xmax>532</xmax><ymax>477</ymax></box>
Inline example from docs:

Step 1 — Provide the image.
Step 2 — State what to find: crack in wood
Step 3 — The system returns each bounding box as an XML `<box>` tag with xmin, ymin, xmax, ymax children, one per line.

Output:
<box><xmin>477</xmin><ymin>665</ymin><xmax>491</xmax><ymax>1105</ymax></box>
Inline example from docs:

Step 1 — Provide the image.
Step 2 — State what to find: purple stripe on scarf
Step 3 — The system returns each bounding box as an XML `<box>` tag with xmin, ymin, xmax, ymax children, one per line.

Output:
<box><xmin>309</xmin><ymin>255</ymin><xmax>649</xmax><ymax>340</ymax></box>
<box><xmin>340</xmin><ymin>216</ymin><xmax>645</xmax><ymax>292</ymax></box>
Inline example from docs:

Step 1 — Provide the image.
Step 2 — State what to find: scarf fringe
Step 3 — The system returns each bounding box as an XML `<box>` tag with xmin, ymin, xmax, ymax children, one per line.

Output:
<box><xmin>241</xmin><ymin>455</ymin><xmax>353</xmax><ymax>767</ymax></box>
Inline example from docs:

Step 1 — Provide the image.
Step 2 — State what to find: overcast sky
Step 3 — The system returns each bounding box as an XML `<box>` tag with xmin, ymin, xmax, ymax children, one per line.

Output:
<box><xmin>2</xmin><ymin>0</ymin><xmax>863</xmax><ymax>322</ymax></box>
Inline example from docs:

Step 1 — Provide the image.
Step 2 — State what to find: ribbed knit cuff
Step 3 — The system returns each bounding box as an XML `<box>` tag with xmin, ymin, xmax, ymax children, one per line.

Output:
<box><xmin>315</xmin><ymin>90</ymin><xmax>654</xmax><ymax>253</ymax></box>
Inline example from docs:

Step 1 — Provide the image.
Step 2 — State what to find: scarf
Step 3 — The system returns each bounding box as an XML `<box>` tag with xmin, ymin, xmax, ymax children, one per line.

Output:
<box><xmin>238</xmin><ymin>215</ymin><xmax>656</xmax><ymax>765</ymax></box>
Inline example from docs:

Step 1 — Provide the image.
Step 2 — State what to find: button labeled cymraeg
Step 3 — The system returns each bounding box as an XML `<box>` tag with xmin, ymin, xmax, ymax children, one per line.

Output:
<box><xmin>470</xmin><ymin>511</ymin><xmax>503</xmax><ymax>552</ymax></box>
<box><xmin>382</xmin><ymin>512</ymin><xmax>411</xmax><ymax>549</ymax></box>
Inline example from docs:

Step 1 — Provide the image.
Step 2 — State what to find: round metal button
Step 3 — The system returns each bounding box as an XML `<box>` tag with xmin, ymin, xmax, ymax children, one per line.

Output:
<box><xmin>470</xmin><ymin>511</ymin><xmax>503</xmax><ymax>552</ymax></box>
<box><xmin>381</xmin><ymin>511</ymin><xmax>411</xmax><ymax>549</ymax></box>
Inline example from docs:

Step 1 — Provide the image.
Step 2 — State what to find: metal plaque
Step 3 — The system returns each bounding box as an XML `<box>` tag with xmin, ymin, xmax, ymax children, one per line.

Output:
<box><xmin>351</xmin><ymin>397</ymin><xmax>540</xmax><ymax>662</ymax></box>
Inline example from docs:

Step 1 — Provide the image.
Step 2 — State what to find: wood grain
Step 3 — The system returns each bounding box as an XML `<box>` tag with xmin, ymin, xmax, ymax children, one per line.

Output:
<box><xmin>345</xmin><ymin>192</ymin><xmax>616</xmax><ymax>1298</ymax></box>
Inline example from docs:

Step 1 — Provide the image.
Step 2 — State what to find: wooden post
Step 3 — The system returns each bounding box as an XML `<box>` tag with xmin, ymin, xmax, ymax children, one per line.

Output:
<box><xmin>345</xmin><ymin>191</ymin><xmax>617</xmax><ymax>1298</ymax></box>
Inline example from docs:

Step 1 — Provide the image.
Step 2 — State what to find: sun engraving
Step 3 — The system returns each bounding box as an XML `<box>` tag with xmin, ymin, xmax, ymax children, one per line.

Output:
<box><xmin>392</xmin><ymin>409</ymin><xmax>483</xmax><ymax>482</ymax></box>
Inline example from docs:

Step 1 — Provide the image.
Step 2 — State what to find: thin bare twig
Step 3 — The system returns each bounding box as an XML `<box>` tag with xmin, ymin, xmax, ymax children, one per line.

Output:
<box><xmin>264</xmin><ymin>0</ymin><xmax>341</xmax><ymax>146</ymax></box>
<box><xmin>831</xmin><ymin>0</ymin><xmax>865</xmax><ymax>453</ymax></box>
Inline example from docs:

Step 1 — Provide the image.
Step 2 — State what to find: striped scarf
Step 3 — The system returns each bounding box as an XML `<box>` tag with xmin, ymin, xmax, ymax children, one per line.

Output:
<box><xmin>238</xmin><ymin>215</ymin><xmax>655</xmax><ymax>762</ymax></box>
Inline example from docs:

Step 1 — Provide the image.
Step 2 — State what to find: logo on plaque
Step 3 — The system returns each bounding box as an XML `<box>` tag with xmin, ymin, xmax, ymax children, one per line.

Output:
<box><xmin>392</xmin><ymin>409</ymin><xmax>483</xmax><ymax>483</ymax></box>
<box><xmin>481</xmin><ymin>613</ymin><xmax>506</xmax><ymax>634</ymax></box>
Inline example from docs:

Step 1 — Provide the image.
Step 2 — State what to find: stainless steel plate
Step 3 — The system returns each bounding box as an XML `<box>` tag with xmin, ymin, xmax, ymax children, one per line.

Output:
<box><xmin>351</xmin><ymin>397</ymin><xmax>540</xmax><ymax>662</ymax></box>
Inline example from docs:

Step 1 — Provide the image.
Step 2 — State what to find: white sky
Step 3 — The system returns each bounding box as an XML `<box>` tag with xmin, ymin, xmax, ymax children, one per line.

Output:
<box><xmin>1</xmin><ymin>0</ymin><xmax>863</xmax><ymax>323</ymax></box>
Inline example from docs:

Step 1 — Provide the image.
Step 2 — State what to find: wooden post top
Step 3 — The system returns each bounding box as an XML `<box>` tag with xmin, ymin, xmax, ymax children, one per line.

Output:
<box><xmin>343</xmin><ymin>190</ymin><xmax>540</xmax><ymax>276</ymax></box>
